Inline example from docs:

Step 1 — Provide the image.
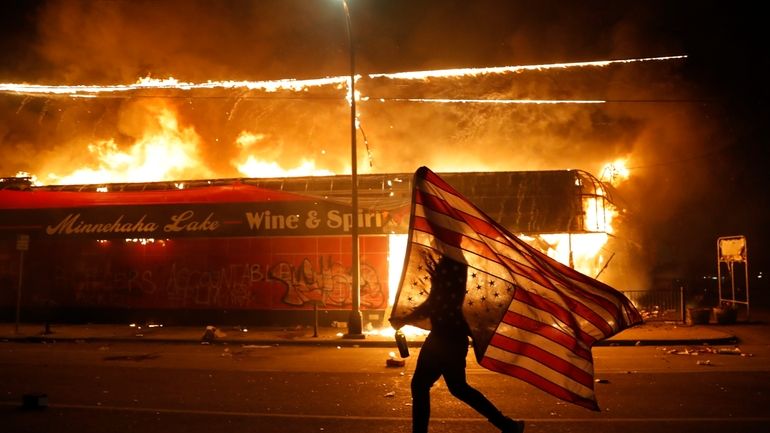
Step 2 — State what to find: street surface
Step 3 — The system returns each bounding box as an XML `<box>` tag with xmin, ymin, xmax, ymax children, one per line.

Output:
<box><xmin>1</xmin><ymin>329</ymin><xmax>769</xmax><ymax>433</ymax></box>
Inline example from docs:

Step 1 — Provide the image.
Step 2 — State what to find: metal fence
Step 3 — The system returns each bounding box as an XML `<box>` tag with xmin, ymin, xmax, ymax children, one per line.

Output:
<box><xmin>623</xmin><ymin>288</ymin><xmax>684</xmax><ymax>322</ymax></box>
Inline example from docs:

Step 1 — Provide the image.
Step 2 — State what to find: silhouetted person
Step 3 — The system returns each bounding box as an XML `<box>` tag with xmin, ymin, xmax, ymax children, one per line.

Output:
<box><xmin>394</xmin><ymin>256</ymin><xmax>524</xmax><ymax>433</ymax></box>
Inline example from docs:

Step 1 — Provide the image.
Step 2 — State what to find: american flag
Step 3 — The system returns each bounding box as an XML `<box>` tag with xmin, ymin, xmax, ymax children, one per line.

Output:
<box><xmin>390</xmin><ymin>167</ymin><xmax>642</xmax><ymax>410</ymax></box>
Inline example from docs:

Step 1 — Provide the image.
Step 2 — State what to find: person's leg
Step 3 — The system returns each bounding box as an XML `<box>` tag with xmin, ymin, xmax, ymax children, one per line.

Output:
<box><xmin>444</xmin><ymin>366</ymin><xmax>506</xmax><ymax>421</ymax></box>
<box><xmin>411</xmin><ymin>337</ymin><xmax>442</xmax><ymax>433</ymax></box>
<box><xmin>442</xmin><ymin>344</ymin><xmax>522</xmax><ymax>431</ymax></box>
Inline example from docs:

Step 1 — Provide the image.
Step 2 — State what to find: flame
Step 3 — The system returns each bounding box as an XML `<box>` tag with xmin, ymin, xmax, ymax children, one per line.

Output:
<box><xmin>14</xmin><ymin>171</ymin><xmax>42</xmax><ymax>186</ymax></box>
<box><xmin>236</xmin><ymin>158</ymin><xmax>334</xmax><ymax>178</ymax></box>
<box><xmin>0</xmin><ymin>75</ymin><xmax>347</xmax><ymax>97</ymax></box>
<box><xmin>516</xmin><ymin>193</ymin><xmax>619</xmax><ymax>278</ymax></box>
<box><xmin>384</xmin><ymin>98</ymin><xmax>605</xmax><ymax>105</ymax></box>
<box><xmin>369</xmin><ymin>55</ymin><xmax>687</xmax><ymax>81</ymax></box>
<box><xmin>600</xmin><ymin>158</ymin><xmax>631</xmax><ymax>186</ymax></box>
<box><xmin>0</xmin><ymin>55</ymin><xmax>686</xmax><ymax>98</ymax></box>
<box><xmin>233</xmin><ymin>131</ymin><xmax>334</xmax><ymax>178</ymax></box>
<box><xmin>47</xmin><ymin>101</ymin><xmax>211</xmax><ymax>185</ymax></box>
<box><xmin>2</xmin><ymin>57</ymin><xmax>653</xmax><ymax>317</ymax></box>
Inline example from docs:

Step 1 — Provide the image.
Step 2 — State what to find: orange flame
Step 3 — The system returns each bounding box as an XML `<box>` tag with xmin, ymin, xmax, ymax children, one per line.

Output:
<box><xmin>47</xmin><ymin>102</ymin><xmax>211</xmax><ymax>185</ymax></box>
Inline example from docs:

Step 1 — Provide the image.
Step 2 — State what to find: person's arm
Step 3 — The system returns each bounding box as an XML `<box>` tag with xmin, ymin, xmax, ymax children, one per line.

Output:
<box><xmin>390</xmin><ymin>298</ymin><xmax>432</xmax><ymax>329</ymax></box>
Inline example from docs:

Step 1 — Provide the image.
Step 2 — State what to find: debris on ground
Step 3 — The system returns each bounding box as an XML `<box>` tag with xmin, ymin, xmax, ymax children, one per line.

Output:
<box><xmin>201</xmin><ymin>325</ymin><xmax>227</xmax><ymax>343</ymax></box>
<box><xmin>661</xmin><ymin>346</ymin><xmax>746</xmax><ymax>356</ymax></box>
<box><xmin>386</xmin><ymin>351</ymin><xmax>406</xmax><ymax>367</ymax></box>
<box><xmin>21</xmin><ymin>393</ymin><xmax>48</xmax><ymax>410</ymax></box>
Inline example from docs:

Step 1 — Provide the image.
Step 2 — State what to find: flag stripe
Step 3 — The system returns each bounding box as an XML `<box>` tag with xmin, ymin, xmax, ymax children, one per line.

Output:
<box><xmin>488</xmin><ymin>332</ymin><xmax>595</xmax><ymax>388</ymax></box>
<box><xmin>416</xmin><ymin>191</ymin><xmax>506</xmax><ymax>241</ymax></box>
<box><xmin>479</xmin><ymin>356</ymin><xmax>599</xmax><ymax>411</ymax></box>
<box><xmin>482</xmin><ymin>344</ymin><xmax>594</xmax><ymax>399</ymax></box>
<box><xmin>501</xmin><ymin>310</ymin><xmax>593</xmax><ymax>361</ymax></box>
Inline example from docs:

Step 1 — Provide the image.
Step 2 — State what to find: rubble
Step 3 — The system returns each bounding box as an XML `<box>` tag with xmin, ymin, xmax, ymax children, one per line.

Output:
<box><xmin>661</xmin><ymin>346</ymin><xmax>745</xmax><ymax>356</ymax></box>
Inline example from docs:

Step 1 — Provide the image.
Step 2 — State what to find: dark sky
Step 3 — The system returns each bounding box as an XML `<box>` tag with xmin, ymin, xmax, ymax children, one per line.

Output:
<box><xmin>0</xmin><ymin>0</ymin><xmax>767</xmax><ymax>285</ymax></box>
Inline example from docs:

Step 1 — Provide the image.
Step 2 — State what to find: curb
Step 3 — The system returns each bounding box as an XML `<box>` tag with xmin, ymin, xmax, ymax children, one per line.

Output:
<box><xmin>594</xmin><ymin>336</ymin><xmax>739</xmax><ymax>347</ymax></box>
<box><xmin>1</xmin><ymin>335</ymin><xmax>402</xmax><ymax>348</ymax></box>
<box><xmin>2</xmin><ymin>334</ymin><xmax>739</xmax><ymax>348</ymax></box>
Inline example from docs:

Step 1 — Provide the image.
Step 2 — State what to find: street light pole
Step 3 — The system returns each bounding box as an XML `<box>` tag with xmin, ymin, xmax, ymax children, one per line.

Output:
<box><xmin>342</xmin><ymin>0</ymin><xmax>364</xmax><ymax>338</ymax></box>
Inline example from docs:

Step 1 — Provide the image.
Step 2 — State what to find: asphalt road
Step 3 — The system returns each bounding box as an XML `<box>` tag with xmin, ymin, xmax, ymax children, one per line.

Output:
<box><xmin>1</xmin><ymin>338</ymin><xmax>769</xmax><ymax>433</ymax></box>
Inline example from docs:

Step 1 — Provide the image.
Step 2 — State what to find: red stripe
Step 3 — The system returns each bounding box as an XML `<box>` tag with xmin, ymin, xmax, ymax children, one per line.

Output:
<box><xmin>501</xmin><ymin>254</ymin><xmax>562</xmax><ymax>293</ymax></box>
<box><xmin>513</xmin><ymin>287</ymin><xmax>598</xmax><ymax>347</ymax></box>
<box><xmin>418</xmin><ymin>187</ymin><xmax>616</xmax><ymax>339</ymax></box>
<box><xmin>416</xmin><ymin>192</ymin><xmax>504</xmax><ymax>241</ymax></box>
<box><xmin>509</xmin><ymin>253</ymin><xmax>618</xmax><ymax>336</ymax></box>
<box><xmin>413</xmin><ymin>216</ymin><xmax>501</xmax><ymax>262</ymax></box>
<box><xmin>418</xmin><ymin>167</ymin><xmax>460</xmax><ymax>195</ymax></box>
<box><xmin>501</xmin><ymin>311</ymin><xmax>592</xmax><ymax>360</ymax></box>
<box><xmin>479</xmin><ymin>356</ymin><xmax>599</xmax><ymax>411</ymax></box>
<box><xmin>532</xmin><ymin>254</ymin><xmax>625</xmax><ymax>322</ymax></box>
<box><xmin>488</xmin><ymin>333</ymin><xmax>594</xmax><ymax>388</ymax></box>
<box><xmin>520</xmin><ymin>243</ymin><xmax>642</xmax><ymax>329</ymax></box>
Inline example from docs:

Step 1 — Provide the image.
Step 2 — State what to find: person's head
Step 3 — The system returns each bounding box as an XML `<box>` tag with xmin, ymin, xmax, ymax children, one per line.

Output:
<box><xmin>428</xmin><ymin>255</ymin><xmax>468</xmax><ymax>298</ymax></box>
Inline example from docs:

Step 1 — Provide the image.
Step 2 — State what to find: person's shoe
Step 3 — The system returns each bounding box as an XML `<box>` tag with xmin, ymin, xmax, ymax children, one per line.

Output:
<box><xmin>499</xmin><ymin>416</ymin><xmax>525</xmax><ymax>433</ymax></box>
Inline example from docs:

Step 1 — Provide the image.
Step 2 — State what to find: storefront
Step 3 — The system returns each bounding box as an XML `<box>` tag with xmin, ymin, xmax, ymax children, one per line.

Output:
<box><xmin>0</xmin><ymin>182</ymin><xmax>404</xmax><ymax>325</ymax></box>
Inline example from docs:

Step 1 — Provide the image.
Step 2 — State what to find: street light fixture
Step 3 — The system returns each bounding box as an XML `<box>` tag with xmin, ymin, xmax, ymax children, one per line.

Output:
<box><xmin>341</xmin><ymin>0</ymin><xmax>364</xmax><ymax>339</ymax></box>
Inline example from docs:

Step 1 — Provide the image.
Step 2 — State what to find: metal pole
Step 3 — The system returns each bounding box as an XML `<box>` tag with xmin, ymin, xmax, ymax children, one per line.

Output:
<box><xmin>15</xmin><ymin>250</ymin><xmax>24</xmax><ymax>334</ymax></box>
<box><xmin>342</xmin><ymin>0</ymin><xmax>363</xmax><ymax>338</ymax></box>
<box><xmin>313</xmin><ymin>302</ymin><xmax>319</xmax><ymax>338</ymax></box>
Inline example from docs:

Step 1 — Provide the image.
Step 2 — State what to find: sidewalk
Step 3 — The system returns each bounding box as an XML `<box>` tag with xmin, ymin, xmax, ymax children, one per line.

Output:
<box><xmin>0</xmin><ymin>320</ymin><xmax>740</xmax><ymax>347</ymax></box>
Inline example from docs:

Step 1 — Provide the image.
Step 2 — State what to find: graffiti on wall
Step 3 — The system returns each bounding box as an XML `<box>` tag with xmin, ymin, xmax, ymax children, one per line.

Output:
<box><xmin>4</xmin><ymin>236</ymin><xmax>389</xmax><ymax>311</ymax></box>
<box><xmin>269</xmin><ymin>257</ymin><xmax>385</xmax><ymax>309</ymax></box>
<box><xmin>165</xmin><ymin>263</ymin><xmax>266</xmax><ymax>308</ymax></box>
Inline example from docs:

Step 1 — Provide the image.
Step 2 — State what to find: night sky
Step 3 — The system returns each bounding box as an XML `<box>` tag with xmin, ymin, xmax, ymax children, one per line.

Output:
<box><xmin>1</xmin><ymin>0</ymin><xmax>767</xmax><ymax>291</ymax></box>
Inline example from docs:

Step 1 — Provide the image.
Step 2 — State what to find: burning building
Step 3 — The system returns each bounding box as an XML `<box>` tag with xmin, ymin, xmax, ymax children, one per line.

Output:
<box><xmin>0</xmin><ymin>169</ymin><xmax>639</xmax><ymax>326</ymax></box>
<box><xmin>0</xmin><ymin>53</ymin><xmax>689</xmax><ymax>327</ymax></box>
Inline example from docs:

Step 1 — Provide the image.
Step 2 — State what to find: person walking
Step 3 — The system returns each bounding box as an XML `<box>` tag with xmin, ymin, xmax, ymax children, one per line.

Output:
<box><xmin>392</xmin><ymin>255</ymin><xmax>524</xmax><ymax>433</ymax></box>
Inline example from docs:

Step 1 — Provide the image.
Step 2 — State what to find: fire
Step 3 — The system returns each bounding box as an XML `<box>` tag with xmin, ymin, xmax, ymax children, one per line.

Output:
<box><xmin>600</xmin><ymin>158</ymin><xmax>631</xmax><ymax>186</ymax></box>
<box><xmin>369</xmin><ymin>55</ymin><xmax>687</xmax><ymax>80</ymax></box>
<box><xmin>518</xmin><ymin>189</ymin><xmax>619</xmax><ymax>279</ymax></box>
<box><xmin>0</xmin><ymin>55</ymin><xmax>686</xmax><ymax>98</ymax></box>
<box><xmin>47</xmin><ymin>101</ymin><xmax>211</xmax><ymax>185</ymax></box>
<box><xmin>385</xmin><ymin>98</ymin><xmax>605</xmax><ymax>105</ymax></box>
<box><xmin>236</xmin><ymin>158</ymin><xmax>334</xmax><ymax>178</ymax></box>
<box><xmin>2</xmin><ymin>56</ymin><xmax>653</xmax><ymax>326</ymax></box>
<box><xmin>233</xmin><ymin>131</ymin><xmax>335</xmax><ymax>178</ymax></box>
<box><xmin>0</xmin><ymin>75</ymin><xmax>348</xmax><ymax>97</ymax></box>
